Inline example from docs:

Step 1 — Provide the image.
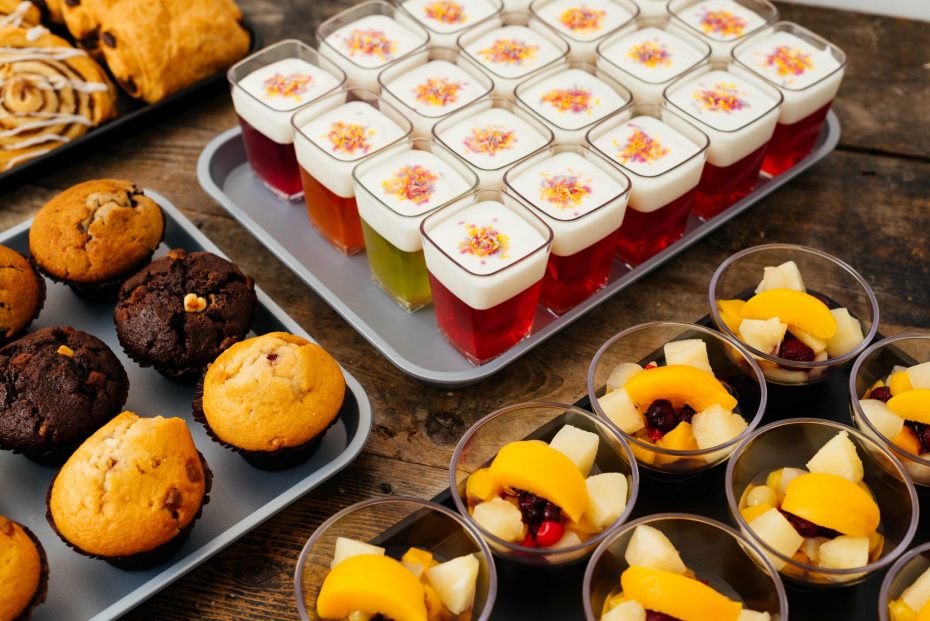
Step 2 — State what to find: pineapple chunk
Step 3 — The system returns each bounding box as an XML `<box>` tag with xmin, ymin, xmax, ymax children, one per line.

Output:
<box><xmin>801</xmin><ymin>536</ymin><xmax>827</xmax><ymax>564</ymax></box>
<box><xmin>902</xmin><ymin>567</ymin><xmax>930</xmax><ymax>613</ymax></box>
<box><xmin>806</xmin><ymin>431</ymin><xmax>864</xmax><ymax>483</ymax></box>
<box><xmin>755</xmin><ymin>261</ymin><xmax>806</xmax><ymax>294</ymax></box>
<box><xmin>602</xmin><ymin>599</ymin><xmax>646</xmax><ymax>621</ymax></box>
<box><xmin>624</xmin><ymin>524</ymin><xmax>687</xmax><ymax>574</ymax></box>
<box><xmin>584</xmin><ymin>472</ymin><xmax>629</xmax><ymax>529</ymax></box>
<box><xmin>472</xmin><ymin>498</ymin><xmax>524</xmax><ymax>542</ymax></box>
<box><xmin>663</xmin><ymin>339</ymin><xmax>714</xmax><ymax>375</ymax></box>
<box><xmin>825</xmin><ymin>308</ymin><xmax>864</xmax><ymax>357</ymax></box>
<box><xmin>745</xmin><ymin>484</ymin><xmax>777</xmax><ymax>507</ymax></box>
<box><xmin>738</xmin><ymin>610</ymin><xmax>772</xmax><ymax>621</ymax></box>
<box><xmin>818</xmin><ymin>535</ymin><xmax>870</xmax><ymax>569</ymax></box>
<box><xmin>741</xmin><ymin>503</ymin><xmax>774</xmax><ymax>523</ymax></box>
<box><xmin>748</xmin><ymin>508</ymin><xmax>803</xmax><ymax>571</ymax></box>
<box><xmin>859</xmin><ymin>399</ymin><xmax>905</xmax><ymax>441</ymax></box>
<box><xmin>607</xmin><ymin>362</ymin><xmax>644</xmax><ymax>391</ymax></box>
<box><xmin>691</xmin><ymin>405</ymin><xmax>748</xmax><ymax>462</ymax></box>
<box><xmin>738</xmin><ymin>318</ymin><xmax>788</xmax><ymax>355</ymax></box>
<box><xmin>908</xmin><ymin>362</ymin><xmax>930</xmax><ymax>390</ymax></box>
<box><xmin>401</xmin><ymin>548</ymin><xmax>436</xmax><ymax>579</ymax></box>
<box><xmin>426</xmin><ymin>554</ymin><xmax>479</xmax><ymax>615</ymax></box>
<box><xmin>788</xmin><ymin>326</ymin><xmax>827</xmax><ymax>355</ymax></box>
<box><xmin>767</xmin><ymin>467</ymin><xmax>807</xmax><ymax>503</ymax></box>
<box><xmin>331</xmin><ymin>537</ymin><xmax>385</xmax><ymax>568</ymax></box>
<box><xmin>598</xmin><ymin>388</ymin><xmax>645</xmax><ymax>435</ymax></box>
<box><xmin>550</xmin><ymin>425</ymin><xmax>600</xmax><ymax>476</ymax></box>
<box><xmin>889</xmin><ymin>600</ymin><xmax>918</xmax><ymax>621</ymax></box>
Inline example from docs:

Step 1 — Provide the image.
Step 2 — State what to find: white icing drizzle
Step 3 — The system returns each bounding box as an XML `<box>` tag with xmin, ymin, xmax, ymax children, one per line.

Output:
<box><xmin>0</xmin><ymin>2</ymin><xmax>34</xmax><ymax>28</ymax></box>
<box><xmin>0</xmin><ymin>75</ymin><xmax>109</xmax><ymax>93</ymax></box>
<box><xmin>2</xmin><ymin>132</ymin><xmax>68</xmax><ymax>148</ymax></box>
<box><xmin>0</xmin><ymin>115</ymin><xmax>93</xmax><ymax>138</ymax></box>
<box><xmin>26</xmin><ymin>25</ymin><xmax>49</xmax><ymax>41</ymax></box>
<box><xmin>3</xmin><ymin>146</ymin><xmax>55</xmax><ymax>170</ymax></box>
<box><xmin>0</xmin><ymin>47</ymin><xmax>91</xmax><ymax>63</ymax></box>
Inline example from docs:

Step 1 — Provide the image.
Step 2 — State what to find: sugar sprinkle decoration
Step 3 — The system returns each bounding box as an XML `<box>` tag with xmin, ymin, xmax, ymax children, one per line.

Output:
<box><xmin>540</xmin><ymin>86</ymin><xmax>596</xmax><ymax>114</ymax></box>
<box><xmin>414</xmin><ymin>77</ymin><xmax>465</xmax><ymax>107</ymax></box>
<box><xmin>342</xmin><ymin>28</ymin><xmax>397</xmax><ymax>61</ymax></box>
<box><xmin>539</xmin><ymin>172</ymin><xmax>593</xmax><ymax>209</ymax></box>
<box><xmin>326</xmin><ymin>121</ymin><xmax>376</xmax><ymax>156</ymax></box>
<box><xmin>693</xmin><ymin>82</ymin><xmax>749</xmax><ymax>112</ymax></box>
<box><xmin>697</xmin><ymin>9</ymin><xmax>747</xmax><ymax>38</ymax></box>
<box><xmin>424</xmin><ymin>1</ymin><xmax>466</xmax><ymax>25</ymax></box>
<box><xmin>262</xmin><ymin>72</ymin><xmax>313</xmax><ymax>100</ymax></box>
<box><xmin>614</xmin><ymin>124</ymin><xmax>669</xmax><ymax>164</ymax></box>
<box><xmin>765</xmin><ymin>45</ymin><xmax>814</xmax><ymax>78</ymax></box>
<box><xmin>458</xmin><ymin>222</ymin><xmax>510</xmax><ymax>261</ymax></box>
<box><xmin>477</xmin><ymin>38</ymin><xmax>538</xmax><ymax>65</ymax></box>
<box><xmin>628</xmin><ymin>40</ymin><xmax>671</xmax><ymax>68</ymax></box>
<box><xmin>382</xmin><ymin>164</ymin><xmax>439</xmax><ymax>204</ymax></box>
<box><xmin>559</xmin><ymin>6</ymin><xmax>606</xmax><ymax>33</ymax></box>
<box><xmin>464</xmin><ymin>125</ymin><xmax>517</xmax><ymax>156</ymax></box>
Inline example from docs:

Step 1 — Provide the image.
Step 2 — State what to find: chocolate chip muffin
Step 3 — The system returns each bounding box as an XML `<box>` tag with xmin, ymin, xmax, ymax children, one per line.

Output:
<box><xmin>47</xmin><ymin>411</ymin><xmax>210</xmax><ymax>570</ymax></box>
<box><xmin>114</xmin><ymin>249</ymin><xmax>256</xmax><ymax>381</ymax></box>
<box><xmin>29</xmin><ymin>179</ymin><xmax>165</xmax><ymax>300</ymax></box>
<box><xmin>0</xmin><ymin>245</ymin><xmax>45</xmax><ymax>343</ymax></box>
<box><xmin>0</xmin><ymin>326</ymin><xmax>129</xmax><ymax>465</ymax></box>
<box><xmin>0</xmin><ymin>515</ymin><xmax>48</xmax><ymax>621</ymax></box>
<box><xmin>194</xmin><ymin>332</ymin><xmax>346</xmax><ymax>470</ymax></box>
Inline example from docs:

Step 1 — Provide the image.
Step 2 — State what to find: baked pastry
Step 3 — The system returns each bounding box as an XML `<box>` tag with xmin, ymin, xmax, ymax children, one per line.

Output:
<box><xmin>60</xmin><ymin>0</ymin><xmax>116</xmax><ymax>55</ymax></box>
<box><xmin>0</xmin><ymin>244</ymin><xmax>44</xmax><ymax>342</ymax></box>
<box><xmin>96</xmin><ymin>0</ymin><xmax>250</xmax><ymax>103</ymax></box>
<box><xmin>114</xmin><ymin>249</ymin><xmax>256</xmax><ymax>380</ymax></box>
<box><xmin>0</xmin><ymin>1</ymin><xmax>41</xmax><ymax>27</ymax></box>
<box><xmin>0</xmin><ymin>25</ymin><xmax>116</xmax><ymax>172</ymax></box>
<box><xmin>194</xmin><ymin>332</ymin><xmax>346</xmax><ymax>470</ymax></box>
<box><xmin>0</xmin><ymin>326</ymin><xmax>129</xmax><ymax>465</ymax></box>
<box><xmin>0</xmin><ymin>515</ymin><xmax>48</xmax><ymax>621</ymax></box>
<box><xmin>28</xmin><ymin>0</ymin><xmax>62</xmax><ymax>24</ymax></box>
<box><xmin>29</xmin><ymin>180</ymin><xmax>165</xmax><ymax>300</ymax></box>
<box><xmin>47</xmin><ymin>411</ymin><xmax>210</xmax><ymax>569</ymax></box>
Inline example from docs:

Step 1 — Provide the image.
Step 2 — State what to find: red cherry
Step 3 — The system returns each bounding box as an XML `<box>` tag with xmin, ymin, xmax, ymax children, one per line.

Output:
<box><xmin>521</xmin><ymin>532</ymin><xmax>537</xmax><ymax>548</ymax></box>
<box><xmin>535</xmin><ymin>520</ymin><xmax>565</xmax><ymax>547</ymax></box>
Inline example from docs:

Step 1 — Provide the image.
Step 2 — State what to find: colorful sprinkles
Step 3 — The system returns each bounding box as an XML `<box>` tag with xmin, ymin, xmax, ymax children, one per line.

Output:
<box><xmin>477</xmin><ymin>38</ymin><xmax>539</xmax><ymax>65</ymax></box>
<box><xmin>458</xmin><ymin>221</ymin><xmax>510</xmax><ymax>261</ymax></box>
<box><xmin>262</xmin><ymin>72</ymin><xmax>313</xmax><ymax>100</ymax></box>
<box><xmin>558</xmin><ymin>6</ymin><xmax>606</xmax><ymax>34</ymax></box>
<box><xmin>697</xmin><ymin>10</ymin><xmax>748</xmax><ymax>38</ymax></box>
<box><xmin>614</xmin><ymin>124</ymin><xmax>669</xmax><ymax>165</ymax></box>
<box><xmin>692</xmin><ymin>82</ymin><xmax>749</xmax><ymax>112</ymax></box>
<box><xmin>627</xmin><ymin>40</ymin><xmax>672</xmax><ymax>68</ymax></box>
<box><xmin>540</xmin><ymin>86</ymin><xmax>596</xmax><ymax>114</ymax></box>
<box><xmin>765</xmin><ymin>45</ymin><xmax>814</xmax><ymax>78</ymax></box>
<box><xmin>424</xmin><ymin>1</ymin><xmax>467</xmax><ymax>25</ymax></box>
<box><xmin>382</xmin><ymin>164</ymin><xmax>439</xmax><ymax>205</ymax></box>
<box><xmin>414</xmin><ymin>77</ymin><xmax>466</xmax><ymax>107</ymax></box>
<box><xmin>463</xmin><ymin>126</ymin><xmax>517</xmax><ymax>156</ymax></box>
<box><xmin>326</xmin><ymin>121</ymin><xmax>376</xmax><ymax>156</ymax></box>
<box><xmin>342</xmin><ymin>28</ymin><xmax>397</xmax><ymax>61</ymax></box>
<box><xmin>538</xmin><ymin>172</ymin><xmax>593</xmax><ymax>209</ymax></box>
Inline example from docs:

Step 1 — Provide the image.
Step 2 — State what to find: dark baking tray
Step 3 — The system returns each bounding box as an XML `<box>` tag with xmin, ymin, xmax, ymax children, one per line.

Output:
<box><xmin>0</xmin><ymin>19</ymin><xmax>260</xmax><ymax>195</ymax></box>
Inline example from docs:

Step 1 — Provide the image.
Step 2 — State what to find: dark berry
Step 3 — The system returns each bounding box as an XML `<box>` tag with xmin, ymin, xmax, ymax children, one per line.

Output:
<box><xmin>645</xmin><ymin>399</ymin><xmax>678</xmax><ymax>435</ymax></box>
<box><xmin>906</xmin><ymin>421</ymin><xmax>930</xmax><ymax>454</ymax></box>
<box><xmin>869</xmin><ymin>386</ymin><xmax>893</xmax><ymax>403</ymax></box>
<box><xmin>677</xmin><ymin>404</ymin><xmax>696</xmax><ymax>424</ymax></box>
<box><xmin>542</xmin><ymin>505</ymin><xmax>561</xmax><ymax>522</ymax></box>
<box><xmin>516</xmin><ymin>490</ymin><xmax>562</xmax><ymax>533</ymax></box>
<box><xmin>781</xmin><ymin>511</ymin><xmax>839</xmax><ymax>539</ymax></box>
<box><xmin>535</xmin><ymin>520</ymin><xmax>565</xmax><ymax>547</ymax></box>
<box><xmin>646</xmin><ymin>612</ymin><xmax>683</xmax><ymax>621</ymax></box>
<box><xmin>778</xmin><ymin>335</ymin><xmax>815</xmax><ymax>362</ymax></box>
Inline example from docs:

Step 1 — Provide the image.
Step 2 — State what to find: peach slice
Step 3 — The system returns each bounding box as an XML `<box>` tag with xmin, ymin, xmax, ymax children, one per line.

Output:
<box><xmin>888</xmin><ymin>389</ymin><xmax>930</xmax><ymax>424</ymax></box>
<box><xmin>717</xmin><ymin>299</ymin><xmax>746</xmax><ymax>334</ymax></box>
<box><xmin>623</xmin><ymin>365</ymin><xmax>737</xmax><ymax>413</ymax></box>
<box><xmin>781</xmin><ymin>473</ymin><xmax>880</xmax><ymax>537</ymax></box>
<box><xmin>466</xmin><ymin>468</ymin><xmax>501</xmax><ymax>503</ymax></box>
<box><xmin>889</xmin><ymin>371</ymin><xmax>914</xmax><ymax>396</ymax></box>
<box><xmin>894</xmin><ymin>427</ymin><xmax>922</xmax><ymax>456</ymax></box>
<box><xmin>487</xmin><ymin>440</ymin><xmax>588</xmax><ymax>522</ymax></box>
<box><xmin>620</xmin><ymin>566</ymin><xmax>742</xmax><ymax>621</ymax></box>
<box><xmin>741</xmin><ymin>289</ymin><xmax>837</xmax><ymax>340</ymax></box>
<box><xmin>317</xmin><ymin>554</ymin><xmax>428</xmax><ymax>621</ymax></box>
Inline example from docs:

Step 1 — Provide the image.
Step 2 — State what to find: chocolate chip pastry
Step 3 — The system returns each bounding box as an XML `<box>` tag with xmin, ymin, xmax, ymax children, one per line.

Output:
<box><xmin>60</xmin><ymin>0</ymin><xmax>115</xmax><ymax>55</ymax></box>
<box><xmin>28</xmin><ymin>0</ymin><xmax>63</xmax><ymax>24</ymax></box>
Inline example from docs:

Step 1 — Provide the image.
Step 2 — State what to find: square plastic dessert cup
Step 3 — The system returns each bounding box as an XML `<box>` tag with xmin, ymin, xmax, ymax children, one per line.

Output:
<box><xmin>668</xmin><ymin>0</ymin><xmax>778</xmax><ymax>62</ymax></box>
<box><xmin>352</xmin><ymin>137</ymin><xmax>479</xmax><ymax>312</ymax></box>
<box><xmin>431</xmin><ymin>96</ymin><xmax>555</xmax><ymax>191</ymax></box>
<box><xmin>377</xmin><ymin>46</ymin><xmax>495</xmax><ymax>139</ymax></box>
<box><xmin>595</xmin><ymin>17</ymin><xmax>711</xmax><ymax>105</ymax></box>
<box><xmin>725</xmin><ymin>418</ymin><xmax>919</xmax><ymax>588</ymax></box>
<box><xmin>504</xmin><ymin>144</ymin><xmax>631</xmax><ymax>315</ymax></box>
<box><xmin>514</xmin><ymin>60</ymin><xmax>634</xmax><ymax>145</ymax></box>
<box><xmin>849</xmin><ymin>334</ymin><xmax>930</xmax><ymax>486</ymax></box>
<box><xmin>420</xmin><ymin>189</ymin><xmax>554</xmax><ymax>364</ymax></box>
<box><xmin>228</xmin><ymin>40</ymin><xmax>346</xmax><ymax>201</ymax></box>
<box><xmin>664</xmin><ymin>61</ymin><xmax>783</xmax><ymax>218</ymax></box>
<box><xmin>294</xmin><ymin>496</ymin><xmax>498</xmax><ymax>621</ymax></box>
<box><xmin>709</xmin><ymin>243</ymin><xmax>880</xmax><ymax>387</ymax></box>
<box><xmin>396</xmin><ymin>0</ymin><xmax>504</xmax><ymax>49</ymax></box>
<box><xmin>587</xmin><ymin>321</ymin><xmax>767</xmax><ymax>478</ymax></box>
<box><xmin>583</xmin><ymin>513</ymin><xmax>789</xmax><ymax>621</ymax></box>
<box><xmin>880</xmin><ymin>542</ymin><xmax>930</xmax><ymax>621</ymax></box>
<box><xmin>317</xmin><ymin>0</ymin><xmax>430</xmax><ymax>92</ymax></box>
<box><xmin>631</xmin><ymin>0</ymin><xmax>670</xmax><ymax>18</ymax></box>
<box><xmin>529</xmin><ymin>0</ymin><xmax>640</xmax><ymax>63</ymax></box>
<box><xmin>456</xmin><ymin>11</ymin><xmax>569</xmax><ymax>98</ymax></box>
<box><xmin>586</xmin><ymin>103</ymin><xmax>709</xmax><ymax>266</ymax></box>
<box><xmin>449</xmin><ymin>401</ymin><xmax>640</xmax><ymax>568</ymax></box>
<box><xmin>291</xmin><ymin>88</ymin><xmax>413</xmax><ymax>255</ymax></box>
<box><xmin>732</xmin><ymin>21</ymin><xmax>847</xmax><ymax>176</ymax></box>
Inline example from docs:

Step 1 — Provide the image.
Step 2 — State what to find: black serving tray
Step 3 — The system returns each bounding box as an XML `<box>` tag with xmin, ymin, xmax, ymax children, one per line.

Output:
<box><xmin>0</xmin><ymin>19</ymin><xmax>260</xmax><ymax>194</ymax></box>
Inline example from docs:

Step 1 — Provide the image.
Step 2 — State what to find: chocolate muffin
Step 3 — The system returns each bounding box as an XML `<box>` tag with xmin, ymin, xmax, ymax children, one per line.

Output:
<box><xmin>0</xmin><ymin>245</ymin><xmax>45</xmax><ymax>343</ymax></box>
<box><xmin>0</xmin><ymin>326</ymin><xmax>129</xmax><ymax>465</ymax></box>
<box><xmin>29</xmin><ymin>179</ymin><xmax>165</xmax><ymax>300</ymax></box>
<box><xmin>114</xmin><ymin>249</ymin><xmax>256</xmax><ymax>381</ymax></box>
<box><xmin>47</xmin><ymin>411</ymin><xmax>210</xmax><ymax>570</ymax></box>
<box><xmin>0</xmin><ymin>515</ymin><xmax>48</xmax><ymax>621</ymax></box>
<box><xmin>194</xmin><ymin>332</ymin><xmax>346</xmax><ymax>470</ymax></box>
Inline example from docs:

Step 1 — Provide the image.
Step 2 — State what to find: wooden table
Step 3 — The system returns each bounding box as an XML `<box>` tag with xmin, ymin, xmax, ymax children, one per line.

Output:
<box><xmin>3</xmin><ymin>2</ymin><xmax>928</xmax><ymax>619</ymax></box>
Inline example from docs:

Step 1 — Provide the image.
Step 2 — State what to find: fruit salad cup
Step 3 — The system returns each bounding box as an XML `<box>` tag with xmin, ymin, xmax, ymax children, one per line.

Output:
<box><xmin>726</xmin><ymin>419</ymin><xmax>919</xmax><ymax>588</ymax></box>
<box><xmin>295</xmin><ymin>497</ymin><xmax>497</xmax><ymax>621</ymax></box>
<box><xmin>881</xmin><ymin>542</ymin><xmax>930</xmax><ymax>621</ymax></box>
<box><xmin>450</xmin><ymin>402</ymin><xmax>639</xmax><ymax>568</ymax></box>
<box><xmin>584</xmin><ymin>514</ymin><xmax>788</xmax><ymax>621</ymax></box>
<box><xmin>850</xmin><ymin>334</ymin><xmax>930</xmax><ymax>486</ymax></box>
<box><xmin>710</xmin><ymin>243</ymin><xmax>879</xmax><ymax>386</ymax></box>
<box><xmin>588</xmin><ymin>322</ymin><xmax>766</xmax><ymax>476</ymax></box>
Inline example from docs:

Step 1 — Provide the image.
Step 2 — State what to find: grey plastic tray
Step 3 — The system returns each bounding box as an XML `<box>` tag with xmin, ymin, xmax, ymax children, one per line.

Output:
<box><xmin>0</xmin><ymin>193</ymin><xmax>372</xmax><ymax>621</ymax></box>
<box><xmin>198</xmin><ymin>112</ymin><xmax>840</xmax><ymax>387</ymax></box>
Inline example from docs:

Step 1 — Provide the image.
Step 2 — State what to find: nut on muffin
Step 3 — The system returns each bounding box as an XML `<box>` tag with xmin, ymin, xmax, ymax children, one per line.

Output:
<box><xmin>0</xmin><ymin>245</ymin><xmax>44</xmax><ymax>342</ymax></box>
<box><xmin>0</xmin><ymin>516</ymin><xmax>47</xmax><ymax>621</ymax></box>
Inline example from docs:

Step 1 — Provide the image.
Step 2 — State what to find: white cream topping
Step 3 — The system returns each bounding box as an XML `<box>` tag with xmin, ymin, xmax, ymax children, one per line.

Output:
<box><xmin>464</xmin><ymin>24</ymin><xmax>563</xmax><ymax>78</ymax></box>
<box><xmin>236</xmin><ymin>58</ymin><xmax>341</xmax><ymax>112</ymax></box>
<box><xmin>299</xmin><ymin>100</ymin><xmax>407</xmax><ymax>163</ymax></box>
<box><xmin>735</xmin><ymin>30</ymin><xmax>840</xmax><ymax>90</ymax></box>
<box><xmin>437</xmin><ymin>107</ymin><xmax>550</xmax><ymax>170</ymax></box>
<box><xmin>535</xmin><ymin>0</ymin><xmax>635</xmax><ymax>42</ymax></box>
<box><xmin>676</xmin><ymin>0</ymin><xmax>766</xmax><ymax>42</ymax></box>
<box><xmin>518</xmin><ymin>67</ymin><xmax>628</xmax><ymax>130</ymax></box>
<box><xmin>382</xmin><ymin>59</ymin><xmax>488</xmax><ymax>117</ymax></box>
<box><xmin>665</xmin><ymin>68</ymin><xmax>776</xmax><ymax>131</ymax></box>
<box><xmin>401</xmin><ymin>0</ymin><xmax>500</xmax><ymax>34</ymax></box>
<box><xmin>599</xmin><ymin>26</ymin><xmax>705</xmax><ymax>84</ymax></box>
<box><xmin>324</xmin><ymin>14</ymin><xmax>427</xmax><ymax>68</ymax></box>
<box><xmin>590</xmin><ymin>115</ymin><xmax>699</xmax><ymax>176</ymax></box>
<box><xmin>509</xmin><ymin>151</ymin><xmax>625</xmax><ymax>219</ymax></box>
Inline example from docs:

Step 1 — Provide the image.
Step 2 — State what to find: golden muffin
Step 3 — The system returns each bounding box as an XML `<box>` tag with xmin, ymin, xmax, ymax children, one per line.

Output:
<box><xmin>0</xmin><ymin>245</ymin><xmax>44</xmax><ymax>342</ymax></box>
<box><xmin>0</xmin><ymin>515</ymin><xmax>47</xmax><ymax>621</ymax></box>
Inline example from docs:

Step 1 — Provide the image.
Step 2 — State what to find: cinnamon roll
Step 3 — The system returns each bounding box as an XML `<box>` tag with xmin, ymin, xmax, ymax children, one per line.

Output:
<box><xmin>0</xmin><ymin>1</ymin><xmax>41</xmax><ymax>27</ymax></box>
<box><xmin>0</xmin><ymin>25</ymin><xmax>116</xmax><ymax>171</ymax></box>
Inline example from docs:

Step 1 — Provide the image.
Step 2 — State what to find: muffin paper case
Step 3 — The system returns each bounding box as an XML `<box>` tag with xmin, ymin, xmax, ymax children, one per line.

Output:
<box><xmin>2</xmin><ymin>520</ymin><xmax>50</xmax><ymax>621</ymax></box>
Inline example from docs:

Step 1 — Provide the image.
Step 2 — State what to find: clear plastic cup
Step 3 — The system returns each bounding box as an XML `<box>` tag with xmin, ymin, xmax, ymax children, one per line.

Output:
<box><xmin>879</xmin><ymin>541</ymin><xmax>930</xmax><ymax>621</ymax></box>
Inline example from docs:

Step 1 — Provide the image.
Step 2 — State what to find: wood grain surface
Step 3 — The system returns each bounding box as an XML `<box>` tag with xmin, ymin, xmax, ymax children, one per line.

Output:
<box><xmin>0</xmin><ymin>1</ymin><xmax>927</xmax><ymax>619</ymax></box>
